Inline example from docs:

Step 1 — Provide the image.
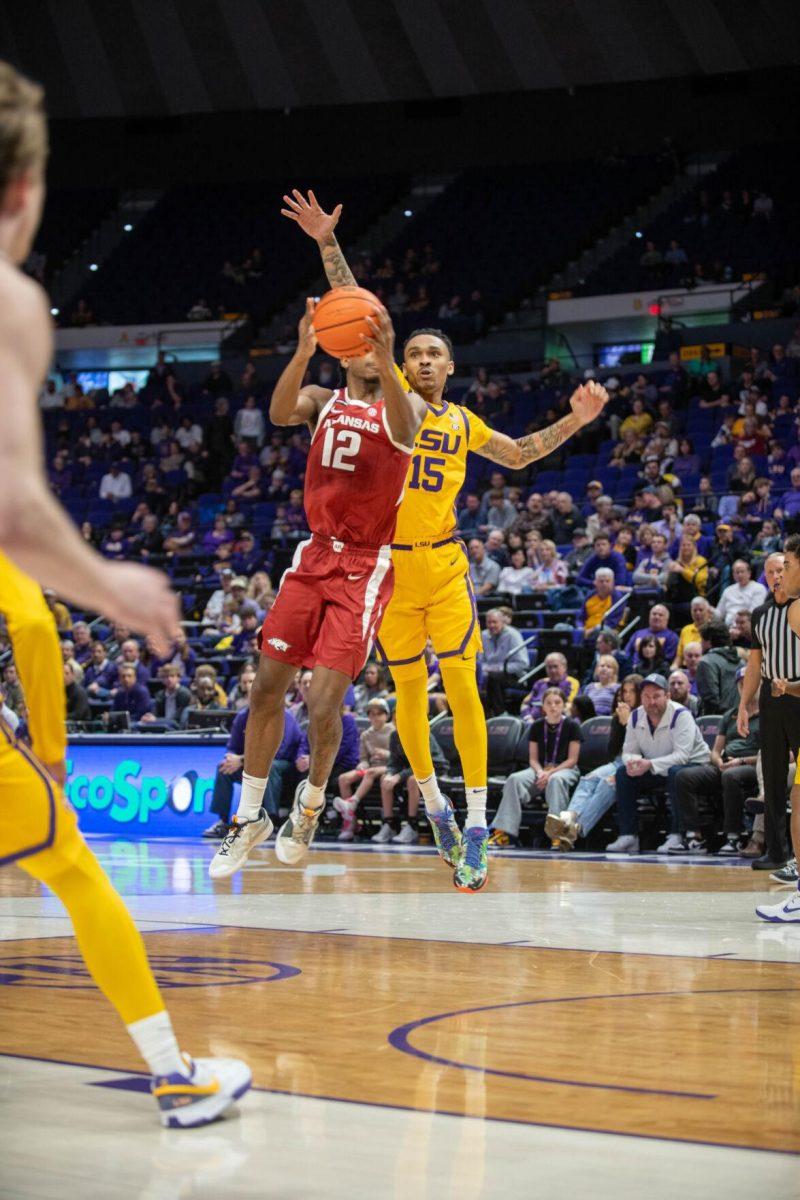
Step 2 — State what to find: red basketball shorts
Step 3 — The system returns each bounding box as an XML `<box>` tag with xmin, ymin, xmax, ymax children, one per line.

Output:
<box><xmin>258</xmin><ymin>536</ymin><xmax>394</xmax><ymax>679</ymax></box>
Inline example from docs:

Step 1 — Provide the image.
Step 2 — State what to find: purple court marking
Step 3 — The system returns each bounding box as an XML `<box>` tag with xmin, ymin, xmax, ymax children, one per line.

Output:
<box><xmin>3</xmin><ymin>1050</ymin><xmax>799</xmax><ymax>1158</ymax></box>
<box><xmin>0</xmin><ymin>952</ymin><xmax>301</xmax><ymax>990</ymax></box>
<box><xmin>388</xmin><ymin>985</ymin><xmax>800</xmax><ymax>1101</ymax></box>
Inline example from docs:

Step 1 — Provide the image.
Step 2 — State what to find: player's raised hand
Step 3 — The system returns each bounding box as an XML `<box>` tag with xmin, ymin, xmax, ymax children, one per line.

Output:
<box><xmin>570</xmin><ymin>380</ymin><xmax>609</xmax><ymax>426</ymax></box>
<box><xmin>281</xmin><ymin>189</ymin><xmax>343</xmax><ymax>243</ymax></box>
<box><xmin>98</xmin><ymin>562</ymin><xmax>181</xmax><ymax>656</ymax></box>
<box><xmin>363</xmin><ymin>308</ymin><xmax>395</xmax><ymax>365</ymax></box>
<box><xmin>297</xmin><ymin>297</ymin><xmax>318</xmax><ymax>358</ymax></box>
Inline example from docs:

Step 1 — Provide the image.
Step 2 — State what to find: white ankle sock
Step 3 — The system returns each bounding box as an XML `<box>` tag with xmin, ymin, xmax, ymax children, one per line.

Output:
<box><xmin>303</xmin><ymin>782</ymin><xmax>326</xmax><ymax>809</ymax></box>
<box><xmin>127</xmin><ymin>1010</ymin><xmax>185</xmax><ymax>1077</ymax></box>
<box><xmin>237</xmin><ymin>773</ymin><xmax>267</xmax><ymax>821</ymax></box>
<box><xmin>418</xmin><ymin>773</ymin><xmax>445</xmax><ymax>814</ymax></box>
<box><xmin>465</xmin><ymin>786</ymin><xmax>488</xmax><ymax>830</ymax></box>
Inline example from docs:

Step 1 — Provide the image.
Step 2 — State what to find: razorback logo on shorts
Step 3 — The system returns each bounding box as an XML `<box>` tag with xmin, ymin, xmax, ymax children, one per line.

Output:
<box><xmin>267</xmin><ymin>637</ymin><xmax>290</xmax><ymax>652</ymax></box>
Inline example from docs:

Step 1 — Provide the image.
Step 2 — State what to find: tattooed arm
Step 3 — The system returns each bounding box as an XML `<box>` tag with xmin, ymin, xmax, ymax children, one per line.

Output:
<box><xmin>281</xmin><ymin>189</ymin><xmax>357</xmax><ymax>288</ymax></box>
<box><xmin>476</xmin><ymin>381</ymin><xmax>609</xmax><ymax>469</ymax></box>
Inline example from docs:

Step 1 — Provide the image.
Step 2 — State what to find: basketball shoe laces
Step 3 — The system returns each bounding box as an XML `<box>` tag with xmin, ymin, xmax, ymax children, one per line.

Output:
<box><xmin>463</xmin><ymin>826</ymin><xmax>486</xmax><ymax>868</ymax></box>
<box><xmin>430</xmin><ymin>807</ymin><xmax>459</xmax><ymax>857</ymax></box>
<box><xmin>292</xmin><ymin>803</ymin><xmax>321</xmax><ymax>843</ymax></box>
<box><xmin>217</xmin><ymin>818</ymin><xmax>251</xmax><ymax>859</ymax></box>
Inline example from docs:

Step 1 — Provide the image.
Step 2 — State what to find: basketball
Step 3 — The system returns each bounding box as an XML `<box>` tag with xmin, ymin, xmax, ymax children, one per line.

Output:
<box><xmin>312</xmin><ymin>286</ymin><xmax>384</xmax><ymax>358</ymax></box>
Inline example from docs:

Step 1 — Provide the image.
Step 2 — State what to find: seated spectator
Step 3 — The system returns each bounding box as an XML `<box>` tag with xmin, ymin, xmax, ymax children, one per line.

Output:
<box><xmin>70</xmin><ymin>621</ymin><xmax>93</xmax><ymax>666</ymax></box>
<box><xmin>673</xmin><ymin>666</ymin><xmax>759</xmax><ymax>855</ymax></box>
<box><xmin>481</xmin><ymin>608</ymin><xmax>529</xmax><ymax>716</ymax></box>
<box><xmin>489</xmin><ymin>688</ymin><xmax>582</xmax><ymax>847</ymax></box>
<box><xmin>671</xmin><ymin>439</ymin><xmax>701</xmax><ymax>479</ymax></box>
<box><xmin>180</xmin><ymin>675</ymin><xmax>223</xmax><ymax>727</ymax></box>
<box><xmin>202</xmin><ymin>515</ymin><xmax>235</xmax><ymax>555</ymax></box>
<box><xmin>98</xmin><ymin>463</ymin><xmax>132</xmax><ymax>502</ymax></box>
<box><xmin>753</xmin><ymin>518</ymin><xmax>782</xmax><ymax>559</ymax></box>
<box><xmin>564</xmin><ymin>529</ymin><xmax>592</xmax><ymax>580</ymax></box>
<box><xmin>679</xmin><ymin>640</ymin><xmax>702</xmax><ymax>693</ymax></box>
<box><xmin>664</xmin><ymin>536</ymin><xmax>709</xmax><ymax>616</ymax></box>
<box><xmin>774</xmin><ymin>467</ymin><xmax>800</xmax><ymax>526</ymax></box>
<box><xmin>527</xmin><ymin>540</ymin><xmax>567</xmax><ymax>590</ymax></box>
<box><xmin>142</xmin><ymin>666</ymin><xmax>193</xmax><ymax>726</ymax></box>
<box><xmin>498</xmin><ymin>548</ymin><xmax>537</xmax><ymax>596</ymax></box>
<box><xmin>457</xmin><ymin>493</ymin><xmax>482</xmax><ymax>537</ymax></box>
<box><xmin>606</xmin><ymin>672</ymin><xmax>710</xmax><ymax>854</ymax></box>
<box><xmin>482</xmin><ymin>489</ymin><xmax>517</xmax><ymax>533</ymax></box>
<box><xmin>192</xmin><ymin>664</ymin><xmax>228</xmax><ymax>708</ymax></box>
<box><xmin>373</xmin><ymin>728</ymin><xmax>447</xmax><ymax>845</ymax></box>
<box><xmin>64</xmin><ymin>661</ymin><xmax>91</xmax><ymax>723</ymax></box>
<box><xmin>163</xmin><ymin>511</ymin><xmax>196</xmax><ymax>556</ymax></box>
<box><xmin>335</xmin><ymin>699</ymin><xmax>394</xmax><ymax>841</ymax></box>
<box><xmin>283</xmin><ymin>489</ymin><xmax>308</xmax><ymax>539</ymax></box>
<box><xmin>110</xmin><ymin>664</ymin><xmax>153</xmax><ymax>723</ymax></box>
<box><xmin>203</xmin><ymin>705</ymin><xmax>304</xmax><ymax>836</ymax></box>
<box><xmin>130</xmin><ymin>512</ymin><xmax>164</xmax><ymax>558</ymax></box>
<box><xmin>227</xmin><ymin>662</ymin><xmax>256</xmax><ymax>711</ymax></box>
<box><xmin>521</xmin><ymin>653</ymin><xmax>579</xmax><ymax>722</ymax></box>
<box><xmin>114</xmin><ymin>639</ymin><xmax>150</xmax><ymax>688</ymax></box>
<box><xmin>101</xmin><ymin>524</ymin><xmax>129</xmax><ymax>560</ymax></box>
<box><xmin>582</xmin><ymin>655</ymin><xmax>620</xmax><ymax>715</ymax></box>
<box><xmin>730</xmin><ymin>609</ymin><xmax>753</xmax><ymax>650</ymax></box>
<box><xmin>231</xmin><ymin>465</ymin><xmax>264</xmax><ymax>501</ymax></box>
<box><xmin>628</xmin><ymin>604</ymin><xmax>679</xmax><ymax>665</ymax></box>
<box><xmin>569</xmin><ymin>694</ymin><xmax>596</xmax><ymax>723</ymax></box>
<box><xmin>550</xmin><ymin>493</ymin><xmax>582</xmax><ymax>543</ymax></box>
<box><xmin>234</xmin><ymin>395</ymin><xmax>266</xmax><ymax>446</ymax></box>
<box><xmin>620</xmin><ymin>396</ymin><xmax>653</xmax><ymax>438</ymax></box>
<box><xmin>42</xmin><ymin>588</ymin><xmax>71</xmax><ymax>631</ymax></box>
<box><xmin>545</xmin><ymin>675</ymin><xmax>643</xmax><ymax>850</ymax></box>
<box><xmin>576</xmin><ymin>534</ymin><xmax>629</xmax><ymax>588</ymax></box>
<box><xmin>203</xmin><ymin>568</ymin><xmax>235</xmax><ymax>629</ymax></box>
<box><xmin>354</xmin><ymin>663</ymin><xmax>389</xmax><ymax>714</ymax></box>
<box><xmin>632</xmin><ymin>531</ymin><xmax>671</xmax><ymax>588</ymax></box>
<box><xmin>696</xmin><ymin>619</ymin><xmax>742</xmax><ymax>716</ymax></box>
<box><xmin>716</xmin><ymin>560</ymin><xmax>767</xmax><ymax>627</ymax></box>
<box><xmin>84</xmin><ymin>640</ymin><xmax>117</xmax><ymax>698</ymax></box>
<box><xmin>579</xmin><ymin>568</ymin><xmax>628</xmax><ymax>635</ymax></box>
<box><xmin>633</xmin><ymin>633</ymin><xmax>670</xmax><ymax>677</ymax></box>
<box><xmin>203</xmin><ymin>360</ymin><xmax>233</xmax><ymax>396</ymax></box>
<box><xmin>668</xmin><ymin>669</ymin><xmax>698</xmax><ymax>716</ymax></box>
<box><xmin>510</xmin><ymin>493</ymin><xmax>553</xmax><ymax>540</ymax></box>
<box><xmin>468</xmin><ymin>538</ymin><xmax>500</xmax><ymax>596</ymax></box>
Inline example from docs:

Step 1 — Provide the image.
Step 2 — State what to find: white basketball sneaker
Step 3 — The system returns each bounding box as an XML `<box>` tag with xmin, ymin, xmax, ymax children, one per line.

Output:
<box><xmin>274</xmin><ymin>781</ymin><xmax>323</xmax><ymax>865</ymax></box>
<box><xmin>755</xmin><ymin>891</ymin><xmax>800</xmax><ymax>923</ymax></box>
<box><xmin>208</xmin><ymin>808</ymin><xmax>273</xmax><ymax>880</ymax></box>
<box><xmin>152</xmin><ymin>1053</ymin><xmax>251</xmax><ymax>1128</ymax></box>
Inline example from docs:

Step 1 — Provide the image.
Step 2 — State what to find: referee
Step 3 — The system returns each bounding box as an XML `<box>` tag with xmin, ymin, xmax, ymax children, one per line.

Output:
<box><xmin>737</xmin><ymin>551</ymin><xmax>799</xmax><ymax>869</ymax></box>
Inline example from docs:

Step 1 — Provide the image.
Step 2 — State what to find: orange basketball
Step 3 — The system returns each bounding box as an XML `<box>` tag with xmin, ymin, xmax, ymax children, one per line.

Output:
<box><xmin>312</xmin><ymin>286</ymin><xmax>384</xmax><ymax>359</ymax></box>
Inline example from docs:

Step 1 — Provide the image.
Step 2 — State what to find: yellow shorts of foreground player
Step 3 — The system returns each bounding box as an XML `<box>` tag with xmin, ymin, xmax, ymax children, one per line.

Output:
<box><xmin>376</xmin><ymin>538</ymin><xmax>481</xmax><ymax>676</ymax></box>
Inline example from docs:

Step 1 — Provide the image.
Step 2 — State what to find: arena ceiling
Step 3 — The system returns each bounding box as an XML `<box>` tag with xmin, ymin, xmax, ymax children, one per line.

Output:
<box><xmin>2</xmin><ymin>0</ymin><xmax>798</xmax><ymax>119</ymax></box>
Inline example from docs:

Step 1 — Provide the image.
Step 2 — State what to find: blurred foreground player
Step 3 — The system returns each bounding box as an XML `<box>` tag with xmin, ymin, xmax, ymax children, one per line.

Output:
<box><xmin>283</xmin><ymin>189</ymin><xmax>608</xmax><ymax>891</ymax></box>
<box><xmin>209</xmin><ymin>299</ymin><xmax>425</xmax><ymax>878</ymax></box>
<box><xmin>0</xmin><ymin>61</ymin><xmax>250</xmax><ymax>1126</ymax></box>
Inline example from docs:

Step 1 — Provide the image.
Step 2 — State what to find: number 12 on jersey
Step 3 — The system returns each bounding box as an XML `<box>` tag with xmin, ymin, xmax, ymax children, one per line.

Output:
<box><xmin>321</xmin><ymin>427</ymin><xmax>361</xmax><ymax>472</ymax></box>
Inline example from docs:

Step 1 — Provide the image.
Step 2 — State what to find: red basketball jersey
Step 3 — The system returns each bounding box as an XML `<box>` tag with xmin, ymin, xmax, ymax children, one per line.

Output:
<box><xmin>304</xmin><ymin>389</ymin><xmax>412</xmax><ymax>546</ymax></box>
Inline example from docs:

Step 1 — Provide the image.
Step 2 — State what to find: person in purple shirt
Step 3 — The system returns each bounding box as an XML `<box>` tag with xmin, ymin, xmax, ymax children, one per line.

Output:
<box><xmin>283</xmin><ymin>488</ymin><xmax>309</xmax><ymax>539</ymax></box>
<box><xmin>101</xmin><ymin>525</ymin><xmax>129</xmax><ymax>560</ymax></box>
<box><xmin>228</xmin><ymin>440</ymin><xmax>258</xmax><ymax>482</ymax></box>
<box><xmin>776</xmin><ymin>467</ymin><xmax>800</xmax><ymax>521</ymax></box>
<box><xmin>48</xmin><ymin>452</ymin><xmax>72</xmax><ymax>495</ymax></box>
<box><xmin>111</xmin><ymin>664</ymin><xmax>153</xmax><ymax>722</ymax></box>
<box><xmin>296</xmin><ymin>710</ymin><xmax>360</xmax><ymax>777</ymax></box>
<box><xmin>626</xmin><ymin>603</ymin><xmax>679</xmax><ymax>665</ymax></box>
<box><xmin>202</xmin><ymin>514</ymin><xmax>235</xmax><ymax>555</ymax></box>
<box><xmin>116</xmin><ymin>639</ymin><xmax>151</xmax><ymax>687</ymax></box>
<box><xmin>520</xmin><ymin>653</ymin><xmax>576</xmax><ymax>722</ymax></box>
<box><xmin>84</xmin><ymin>640</ymin><xmax>118</xmax><ymax>698</ymax></box>
<box><xmin>205</xmin><ymin>706</ymin><xmax>306</xmax><ymax>835</ymax></box>
<box><xmin>70</xmin><ymin>621</ymin><xmax>93</xmax><ymax>666</ymax></box>
<box><xmin>576</xmin><ymin>534</ymin><xmax>630</xmax><ymax>587</ymax></box>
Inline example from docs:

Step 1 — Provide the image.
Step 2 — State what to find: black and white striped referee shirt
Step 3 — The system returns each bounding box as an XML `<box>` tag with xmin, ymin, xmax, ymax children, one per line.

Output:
<box><xmin>752</xmin><ymin>598</ymin><xmax>800</xmax><ymax>681</ymax></box>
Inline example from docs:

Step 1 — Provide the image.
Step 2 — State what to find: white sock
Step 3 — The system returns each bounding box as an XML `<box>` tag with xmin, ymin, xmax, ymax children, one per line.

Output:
<box><xmin>465</xmin><ymin>786</ymin><xmax>488</xmax><ymax>830</ymax></box>
<box><xmin>302</xmin><ymin>782</ymin><xmax>326</xmax><ymax>809</ymax></box>
<box><xmin>127</xmin><ymin>1010</ymin><xmax>185</xmax><ymax>1078</ymax></box>
<box><xmin>237</xmin><ymin>773</ymin><xmax>268</xmax><ymax>821</ymax></box>
<box><xmin>418</xmin><ymin>773</ymin><xmax>446</xmax><ymax>814</ymax></box>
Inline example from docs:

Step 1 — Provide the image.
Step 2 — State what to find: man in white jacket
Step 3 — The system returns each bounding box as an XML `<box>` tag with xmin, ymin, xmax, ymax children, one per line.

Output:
<box><xmin>716</xmin><ymin>559</ymin><xmax>767</xmax><ymax>627</ymax></box>
<box><xmin>606</xmin><ymin>672</ymin><xmax>710</xmax><ymax>854</ymax></box>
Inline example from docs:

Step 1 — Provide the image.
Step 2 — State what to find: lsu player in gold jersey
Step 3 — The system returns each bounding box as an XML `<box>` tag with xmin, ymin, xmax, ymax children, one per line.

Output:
<box><xmin>282</xmin><ymin>190</ymin><xmax>607</xmax><ymax>891</ymax></box>
<box><xmin>0</xmin><ymin>60</ymin><xmax>249</xmax><ymax>1125</ymax></box>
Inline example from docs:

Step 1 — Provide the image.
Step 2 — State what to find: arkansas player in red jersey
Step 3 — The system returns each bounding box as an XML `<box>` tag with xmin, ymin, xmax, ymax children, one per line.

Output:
<box><xmin>210</xmin><ymin>298</ymin><xmax>426</xmax><ymax>879</ymax></box>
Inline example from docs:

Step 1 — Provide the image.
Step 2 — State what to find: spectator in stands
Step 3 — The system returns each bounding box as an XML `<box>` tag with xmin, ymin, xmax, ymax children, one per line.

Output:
<box><xmin>545</xmin><ymin>674</ymin><xmax>643</xmax><ymax>850</ymax></box>
<box><xmin>707</xmin><ymin>523</ymin><xmax>749</xmax><ymax>588</ymax></box>
<box><xmin>490</xmin><ymin>688</ymin><xmax>582</xmax><ymax>847</ymax></box>
<box><xmin>111</xmin><ymin>664</ymin><xmax>153</xmax><ymax>724</ymax></box>
<box><xmin>606</xmin><ymin>672</ymin><xmax>710</xmax><ymax>854</ymax></box>
<box><xmin>528</xmin><ymin>540</ymin><xmax>568</xmax><ymax>590</ymax></box>
<box><xmin>565</xmin><ymin>529</ymin><xmax>592</xmax><ymax>580</ymax></box>
<box><xmin>84</xmin><ymin>641</ymin><xmax>117</xmax><ymax>699</ymax></box>
<box><xmin>511</xmin><ymin>494</ymin><xmax>553</xmax><ymax>540</ymax></box>
<box><xmin>354</xmin><ymin>663</ymin><xmax>389</xmax><ymax>713</ymax></box>
<box><xmin>632</xmin><ymin>531</ymin><xmax>671</xmax><ymax>588</ymax></box>
<box><xmin>113</xmin><ymin>639</ymin><xmax>148</xmax><ymax>688</ymax></box>
<box><xmin>457</xmin><ymin>493</ymin><xmax>482</xmax><ymax>537</ymax></box>
<box><xmin>620</xmin><ymin>397</ymin><xmax>653</xmax><ymax>438</ymax></box>
<box><xmin>639</xmin><ymin>241</ymin><xmax>664</xmax><ymax>280</ymax></box>
<box><xmin>673</xmin><ymin>667</ymin><xmax>760</xmax><ymax>855</ymax></box>
<box><xmin>582</xmin><ymin>655</ymin><xmax>620</xmax><ymax>715</ymax></box>
<box><xmin>680</xmin><ymin>641</ymin><xmax>702</xmax><ymax>693</ymax></box>
<box><xmin>204</xmin><ymin>705</ymin><xmax>304</xmax><ymax>837</ymax></box>
<box><xmin>64</xmin><ymin>662</ymin><xmax>91</xmax><ymax>723</ymax></box>
<box><xmin>730</xmin><ymin>609</ymin><xmax>753</xmax><ymax>650</ymax></box>
<box><xmin>181</xmin><ymin>675</ymin><xmax>223</xmax><ymax>727</ymax></box>
<box><xmin>482</xmin><ymin>489</ymin><xmax>517</xmax><ymax>533</ymax></box>
<box><xmin>521</xmin><ymin>653</ymin><xmax>579</xmax><ymax>722</ymax></box>
<box><xmin>550</xmin><ymin>493</ymin><xmax>582</xmax><ymax>544</ymax></box>
<box><xmin>231</xmin><ymin>465</ymin><xmax>264</xmax><ymax>502</ymax></box>
<box><xmin>129</xmin><ymin>512</ymin><xmax>164</xmax><ymax>559</ymax></box>
<box><xmin>201</xmin><ymin>515</ymin><xmax>234</xmax><ymax>556</ymax></box>
<box><xmin>696</xmin><ymin>619</ymin><xmax>742</xmax><ymax>716</ymax></box>
<box><xmin>576</xmin><ymin>534</ymin><xmax>629</xmax><ymax>589</ymax></box>
<box><xmin>585</xmin><ymin>496</ymin><xmax>615</xmax><ymax>542</ymax></box>
<box><xmin>70</xmin><ymin>621</ymin><xmax>92</xmax><ymax>667</ymax></box>
<box><xmin>629</xmin><ymin>604</ymin><xmax>679</xmax><ymax>665</ymax></box>
<box><xmin>234</xmin><ymin>395</ymin><xmax>266</xmax><ymax>447</ymax></box>
<box><xmin>336</xmin><ymin>699</ymin><xmax>394</xmax><ymax>841</ymax></box>
<box><xmin>774</xmin><ymin>468</ymin><xmax>800</xmax><ymax>527</ymax></box>
<box><xmin>282</xmin><ymin>489</ymin><xmax>308</xmax><ymax>540</ymax></box>
<box><xmin>633</xmin><ymin>633</ymin><xmax>670</xmax><ymax>677</ymax></box>
<box><xmin>664</xmin><ymin>536</ymin><xmax>709</xmax><ymax>618</ymax></box>
<box><xmin>498</xmin><ymin>548</ymin><xmax>537</xmax><ymax>596</ymax></box>
<box><xmin>203</xmin><ymin>360</ymin><xmax>233</xmax><ymax>397</ymax></box>
<box><xmin>98</xmin><ymin>463</ymin><xmax>132</xmax><ymax>502</ymax></box>
<box><xmin>668</xmin><ymin>669</ymin><xmax>698</xmax><ymax>716</ymax></box>
<box><xmin>675</xmin><ymin>596</ymin><xmax>713</xmax><ymax>665</ymax></box>
<box><xmin>579</xmin><ymin>568</ymin><xmax>628</xmax><ymax>635</ymax></box>
<box><xmin>143</xmin><ymin>665</ymin><xmax>192</xmax><ymax>727</ymax></box>
<box><xmin>481</xmin><ymin>609</ymin><xmax>529</xmax><ymax>716</ymax></box>
<box><xmin>227</xmin><ymin>662</ymin><xmax>256</xmax><ymax>711</ymax></box>
<box><xmin>468</xmin><ymin>538</ymin><xmax>500</xmax><ymax>597</ymax></box>
<box><xmin>716</xmin><ymin>559</ymin><xmax>767</xmax><ymax>627</ymax></box>
<box><xmin>163</xmin><ymin>511</ymin><xmax>196</xmax><ymax>556</ymax></box>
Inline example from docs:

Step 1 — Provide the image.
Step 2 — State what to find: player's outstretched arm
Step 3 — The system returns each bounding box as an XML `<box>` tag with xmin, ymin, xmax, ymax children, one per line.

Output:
<box><xmin>364</xmin><ymin>309</ymin><xmax>426</xmax><ymax>448</ymax></box>
<box><xmin>0</xmin><ymin>276</ymin><xmax>179</xmax><ymax>652</ymax></box>
<box><xmin>270</xmin><ymin>298</ymin><xmax>332</xmax><ymax>429</ymax></box>
<box><xmin>476</xmin><ymin>381</ymin><xmax>609</xmax><ymax>469</ymax></box>
<box><xmin>280</xmin><ymin>189</ymin><xmax>357</xmax><ymax>289</ymax></box>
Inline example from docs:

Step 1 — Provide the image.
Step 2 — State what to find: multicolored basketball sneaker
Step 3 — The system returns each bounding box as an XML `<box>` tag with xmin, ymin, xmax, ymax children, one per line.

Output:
<box><xmin>425</xmin><ymin>798</ymin><xmax>463</xmax><ymax>868</ymax></box>
<box><xmin>151</xmin><ymin>1053</ymin><xmax>252</xmax><ymax>1128</ymax></box>
<box><xmin>453</xmin><ymin>826</ymin><xmax>489</xmax><ymax>893</ymax></box>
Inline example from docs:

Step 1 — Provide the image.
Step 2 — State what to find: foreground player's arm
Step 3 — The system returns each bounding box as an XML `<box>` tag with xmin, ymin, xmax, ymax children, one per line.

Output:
<box><xmin>269</xmin><ymin>298</ymin><xmax>332</xmax><ymax>429</ymax></box>
<box><xmin>476</xmin><ymin>382</ymin><xmax>609</xmax><ymax>469</ymax></box>
<box><xmin>0</xmin><ymin>272</ymin><xmax>178</xmax><ymax>650</ymax></box>
<box><xmin>280</xmin><ymin>190</ymin><xmax>357</xmax><ymax>288</ymax></box>
<box><xmin>363</xmin><ymin>309</ymin><xmax>426</xmax><ymax>448</ymax></box>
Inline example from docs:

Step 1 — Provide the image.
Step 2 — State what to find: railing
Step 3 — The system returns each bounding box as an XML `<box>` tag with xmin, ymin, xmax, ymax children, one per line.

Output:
<box><xmin>654</xmin><ymin>280</ymin><xmax>762</xmax><ymax>330</ymax></box>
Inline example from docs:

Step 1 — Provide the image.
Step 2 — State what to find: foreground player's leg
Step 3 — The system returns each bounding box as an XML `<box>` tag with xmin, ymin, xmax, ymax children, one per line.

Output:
<box><xmin>440</xmin><ymin>660</ymin><xmax>490</xmax><ymax>893</ymax></box>
<box><xmin>393</xmin><ymin>666</ymin><xmax>463</xmax><ymax>867</ymax></box>
<box><xmin>756</xmin><ymin>782</ymin><xmax>800</xmax><ymax>922</ymax></box>
<box><xmin>210</xmin><ymin>656</ymin><xmax>296</xmax><ymax>879</ymax></box>
<box><xmin>275</xmin><ymin>664</ymin><xmax>353</xmax><ymax>864</ymax></box>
